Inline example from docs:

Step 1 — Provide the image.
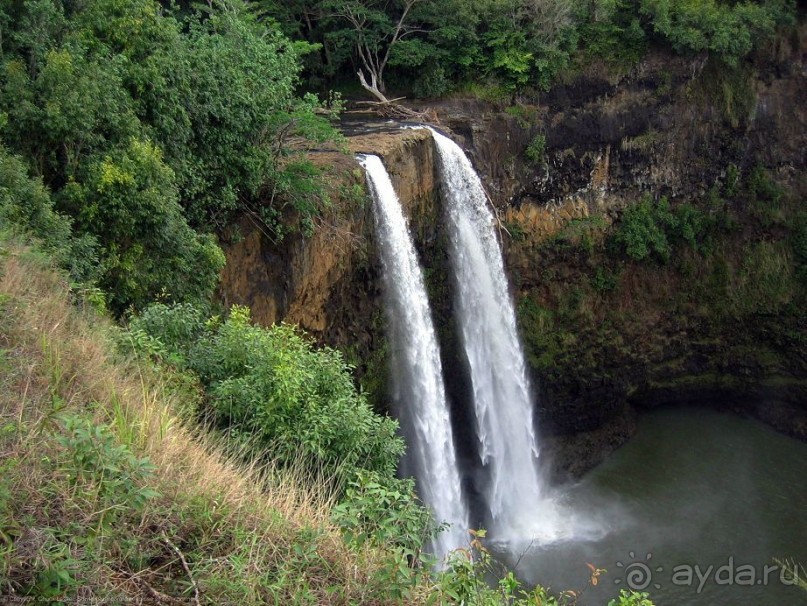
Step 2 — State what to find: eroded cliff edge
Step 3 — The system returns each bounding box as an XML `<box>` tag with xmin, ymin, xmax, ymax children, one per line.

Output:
<box><xmin>218</xmin><ymin>127</ymin><xmax>441</xmax><ymax>397</ymax></box>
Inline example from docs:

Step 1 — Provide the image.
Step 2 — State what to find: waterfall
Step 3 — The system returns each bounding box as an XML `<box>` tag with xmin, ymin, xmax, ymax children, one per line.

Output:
<box><xmin>358</xmin><ymin>154</ymin><xmax>468</xmax><ymax>560</ymax></box>
<box><xmin>429</xmin><ymin>129</ymin><xmax>546</xmax><ymax>541</ymax></box>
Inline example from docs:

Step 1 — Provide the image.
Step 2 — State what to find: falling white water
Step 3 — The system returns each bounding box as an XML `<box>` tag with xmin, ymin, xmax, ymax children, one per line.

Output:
<box><xmin>429</xmin><ymin>128</ymin><xmax>553</xmax><ymax>541</ymax></box>
<box><xmin>359</xmin><ymin>154</ymin><xmax>468</xmax><ymax>561</ymax></box>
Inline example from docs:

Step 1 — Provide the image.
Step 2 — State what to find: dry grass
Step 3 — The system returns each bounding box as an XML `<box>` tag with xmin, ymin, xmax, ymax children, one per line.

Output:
<box><xmin>0</xmin><ymin>241</ymin><xmax>418</xmax><ymax>604</ymax></box>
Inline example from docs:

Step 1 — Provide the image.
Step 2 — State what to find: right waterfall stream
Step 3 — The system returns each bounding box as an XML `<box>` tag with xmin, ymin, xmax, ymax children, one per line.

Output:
<box><xmin>429</xmin><ymin>128</ymin><xmax>547</xmax><ymax>541</ymax></box>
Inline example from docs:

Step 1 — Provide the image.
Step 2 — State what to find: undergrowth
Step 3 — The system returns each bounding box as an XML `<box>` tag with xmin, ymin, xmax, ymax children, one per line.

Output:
<box><xmin>0</xmin><ymin>237</ymin><xmax>655</xmax><ymax>604</ymax></box>
<box><xmin>0</xmin><ymin>239</ymin><xmax>402</xmax><ymax>604</ymax></box>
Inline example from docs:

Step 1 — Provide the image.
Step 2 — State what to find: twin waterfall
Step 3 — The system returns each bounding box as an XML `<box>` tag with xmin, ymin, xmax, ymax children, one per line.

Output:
<box><xmin>359</xmin><ymin>131</ymin><xmax>545</xmax><ymax>561</ymax></box>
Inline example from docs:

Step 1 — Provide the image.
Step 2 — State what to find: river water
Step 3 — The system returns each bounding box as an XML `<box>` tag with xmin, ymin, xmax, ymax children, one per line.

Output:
<box><xmin>495</xmin><ymin>407</ymin><xmax>807</xmax><ymax>605</ymax></box>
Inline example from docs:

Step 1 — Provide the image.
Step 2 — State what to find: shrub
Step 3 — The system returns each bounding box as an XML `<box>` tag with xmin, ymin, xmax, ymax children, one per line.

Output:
<box><xmin>128</xmin><ymin>302</ymin><xmax>208</xmax><ymax>365</ymax></box>
<box><xmin>748</xmin><ymin>165</ymin><xmax>782</xmax><ymax>205</ymax></box>
<box><xmin>54</xmin><ymin>414</ymin><xmax>159</xmax><ymax>530</ymax></box>
<box><xmin>332</xmin><ymin>472</ymin><xmax>436</xmax><ymax>599</ymax></box>
<box><xmin>131</xmin><ymin>304</ymin><xmax>405</xmax><ymax>488</ymax></box>
<box><xmin>332</xmin><ymin>471</ymin><xmax>436</xmax><ymax>553</ymax></box>
<box><xmin>612</xmin><ymin>195</ymin><xmax>675</xmax><ymax>262</ymax></box>
<box><xmin>611</xmin><ymin>195</ymin><xmax>712</xmax><ymax>263</ymax></box>
<box><xmin>608</xmin><ymin>589</ymin><xmax>655</xmax><ymax>606</ymax></box>
<box><xmin>525</xmin><ymin>134</ymin><xmax>547</xmax><ymax>165</ymax></box>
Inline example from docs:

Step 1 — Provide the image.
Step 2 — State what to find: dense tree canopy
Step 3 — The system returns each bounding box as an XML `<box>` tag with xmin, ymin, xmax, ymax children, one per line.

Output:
<box><xmin>0</xmin><ymin>0</ymin><xmax>340</xmax><ymax>313</ymax></box>
<box><xmin>258</xmin><ymin>0</ymin><xmax>796</xmax><ymax>96</ymax></box>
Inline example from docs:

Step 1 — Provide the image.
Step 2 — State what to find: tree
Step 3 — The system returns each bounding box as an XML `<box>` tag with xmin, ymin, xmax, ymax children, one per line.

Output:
<box><xmin>0</xmin><ymin>0</ymin><xmax>341</xmax><ymax>311</ymax></box>
<box><xmin>66</xmin><ymin>138</ymin><xmax>225</xmax><ymax>313</ymax></box>
<box><xmin>329</xmin><ymin>0</ymin><xmax>424</xmax><ymax>99</ymax></box>
<box><xmin>639</xmin><ymin>0</ymin><xmax>795</xmax><ymax>66</ymax></box>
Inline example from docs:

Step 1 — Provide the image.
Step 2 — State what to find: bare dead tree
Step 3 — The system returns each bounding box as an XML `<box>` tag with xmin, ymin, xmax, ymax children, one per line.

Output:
<box><xmin>334</xmin><ymin>0</ymin><xmax>425</xmax><ymax>100</ymax></box>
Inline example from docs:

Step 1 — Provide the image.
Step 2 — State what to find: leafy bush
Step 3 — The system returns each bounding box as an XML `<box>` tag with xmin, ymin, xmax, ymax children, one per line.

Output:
<box><xmin>434</xmin><ymin>529</ymin><xmax>614</xmax><ymax>605</ymax></box>
<box><xmin>332</xmin><ymin>472</ymin><xmax>436</xmax><ymax>599</ymax></box>
<box><xmin>131</xmin><ymin>304</ymin><xmax>405</xmax><ymax>487</ymax></box>
<box><xmin>332</xmin><ymin>471</ymin><xmax>436</xmax><ymax>553</ymax></box>
<box><xmin>611</xmin><ymin>196</ymin><xmax>711</xmax><ymax>263</ymax></box>
<box><xmin>611</xmin><ymin>196</ymin><xmax>676</xmax><ymax>262</ymax></box>
<box><xmin>54</xmin><ymin>414</ymin><xmax>159</xmax><ymax>531</ymax></box>
<box><xmin>128</xmin><ymin>302</ymin><xmax>208</xmax><ymax>365</ymax></box>
<box><xmin>745</xmin><ymin>165</ymin><xmax>786</xmax><ymax>227</ymax></box>
<box><xmin>747</xmin><ymin>165</ymin><xmax>782</xmax><ymax>205</ymax></box>
<box><xmin>592</xmin><ymin>266</ymin><xmax>619</xmax><ymax>292</ymax></box>
<box><xmin>608</xmin><ymin>589</ymin><xmax>655</xmax><ymax>606</ymax></box>
<box><xmin>525</xmin><ymin>134</ymin><xmax>547</xmax><ymax>165</ymax></box>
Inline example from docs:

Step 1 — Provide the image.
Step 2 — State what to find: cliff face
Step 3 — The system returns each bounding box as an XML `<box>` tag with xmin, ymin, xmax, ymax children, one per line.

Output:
<box><xmin>425</xmin><ymin>36</ymin><xmax>807</xmax><ymax>476</ymax></box>
<box><xmin>219</xmin><ymin>35</ymin><xmax>807</xmax><ymax>479</ymax></box>
<box><xmin>218</xmin><ymin>128</ymin><xmax>439</xmax><ymax>390</ymax></box>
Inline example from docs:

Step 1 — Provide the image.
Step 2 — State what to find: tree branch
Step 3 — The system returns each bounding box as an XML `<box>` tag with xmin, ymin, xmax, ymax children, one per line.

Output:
<box><xmin>162</xmin><ymin>533</ymin><xmax>201</xmax><ymax>606</ymax></box>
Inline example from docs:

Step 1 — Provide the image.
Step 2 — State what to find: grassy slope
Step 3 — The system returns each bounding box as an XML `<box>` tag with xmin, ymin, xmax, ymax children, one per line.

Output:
<box><xmin>0</xmin><ymin>239</ymin><xmax>426</xmax><ymax>604</ymax></box>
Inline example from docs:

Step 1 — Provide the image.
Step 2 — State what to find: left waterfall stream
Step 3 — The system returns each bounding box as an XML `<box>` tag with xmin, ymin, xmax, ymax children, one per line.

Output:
<box><xmin>358</xmin><ymin>153</ymin><xmax>469</xmax><ymax>562</ymax></box>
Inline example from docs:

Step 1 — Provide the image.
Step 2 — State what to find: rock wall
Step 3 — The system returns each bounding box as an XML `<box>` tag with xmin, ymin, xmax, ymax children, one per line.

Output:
<box><xmin>218</xmin><ymin>32</ymin><xmax>807</xmax><ymax>480</ymax></box>
<box><xmin>422</xmin><ymin>36</ymin><xmax>807</xmax><ymax>477</ymax></box>
<box><xmin>218</xmin><ymin>128</ymin><xmax>439</xmax><ymax>384</ymax></box>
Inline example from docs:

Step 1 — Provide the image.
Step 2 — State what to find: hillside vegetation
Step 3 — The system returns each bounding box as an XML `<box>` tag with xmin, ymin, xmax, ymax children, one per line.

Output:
<box><xmin>0</xmin><ymin>236</ymin><xmax>658</xmax><ymax>605</ymax></box>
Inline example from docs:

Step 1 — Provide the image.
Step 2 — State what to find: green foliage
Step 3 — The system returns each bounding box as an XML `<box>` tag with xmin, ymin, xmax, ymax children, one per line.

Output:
<box><xmin>608</xmin><ymin>589</ymin><xmax>655</xmax><ymax>606</ymax></box>
<box><xmin>261</xmin><ymin>0</ymin><xmax>795</xmax><ymax>95</ymax></box>
<box><xmin>729</xmin><ymin>240</ymin><xmax>794</xmax><ymax>314</ymax></box>
<box><xmin>54</xmin><ymin>413</ymin><xmax>159</xmax><ymax>529</ymax></box>
<box><xmin>131</xmin><ymin>304</ymin><xmax>405</xmax><ymax>487</ymax></box>
<box><xmin>612</xmin><ymin>195</ymin><xmax>712</xmax><ymax>263</ymax></box>
<box><xmin>724</xmin><ymin>163</ymin><xmax>740</xmax><ymax>198</ymax></box>
<box><xmin>525</xmin><ymin>134</ymin><xmax>547</xmax><ymax>165</ymax></box>
<box><xmin>504</xmin><ymin>220</ymin><xmax>527</xmax><ymax>242</ymax></box>
<box><xmin>0</xmin><ymin>143</ymin><xmax>83</xmax><ymax>264</ymax></box>
<box><xmin>745</xmin><ymin>165</ymin><xmax>785</xmax><ymax>227</ymax></box>
<box><xmin>432</xmin><ymin>529</ymin><xmax>596</xmax><ymax>605</ymax></box>
<box><xmin>747</xmin><ymin>165</ymin><xmax>782</xmax><ymax>205</ymax></box>
<box><xmin>639</xmin><ymin>0</ymin><xmax>795</xmax><ymax>66</ymax></box>
<box><xmin>591</xmin><ymin>266</ymin><xmax>619</xmax><ymax>292</ymax></box>
<box><xmin>517</xmin><ymin>296</ymin><xmax>569</xmax><ymax>372</ymax></box>
<box><xmin>65</xmin><ymin>137</ymin><xmax>225</xmax><ymax>313</ymax></box>
<box><xmin>548</xmin><ymin>217</ymin><xmax>609</xmax><ymax>257</ymax></box>
<box><xmin>504</xmin><ymin>104</ymin><xmax>540</xmax><ymax>128</ymax></box>
<box><xmin>171</xmin><ymin>9</ymin><xmax>340</xmax><ymax>231</ymax></box>
<box><xmin>578</xmin><ymin>0</ymin><xmax>646</xmax><ymax>68</ymax></box>
<box><xmin>0</xmin><ymin>0</ymin><xmax>341</xmax><ymax>313</ymax></box>
<box><xmin>333</xmin><ymin>471</ymin><xmax>436</xmax><ymax>552</ymax></box>
<box><xmin>332</xmin><ymin>471</ymin><xmax>436</xmax><ymax>599</ymax></box>
<box><xmin>612</xmin><ymin>196</ymin><xmax>675</xmax><ymax>262</ymax></box>
<box><xmin>128</xmin><ymin>302</ymin><xmax>208</xmax><ymax>365</ymax></box>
